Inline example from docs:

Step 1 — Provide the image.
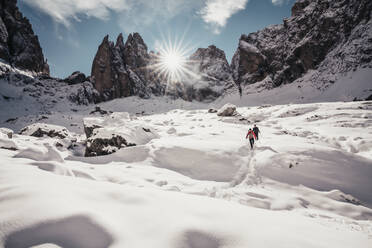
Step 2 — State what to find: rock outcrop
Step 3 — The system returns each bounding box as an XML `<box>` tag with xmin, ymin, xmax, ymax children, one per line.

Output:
<box><xmin>231</xmin><ymin>0</ymin><xmax>372</xmax><ymax>89</ymax></box>
<box><xmin>83</xmin><ymin>112</ymin><xmax>158</xmax><ymax>156</ymax></box>
<box><xmin>19</xmin><ymin>123</ymin><xmax>71</xmax><ymax>139</ymax></box>
<box><xmin>186</xmin><ymin>45</ymin><xmax>237</xmax><ymax>102</ymax></box>
<box><xmin>68</xmin><ymin>81</ymin><xmax>100</xmax><ymax>105</ymax></box>
<box><xmin>63</xmin><ymin>71</ymin><xmax>86</xmax><ymax>85</ymax></box>
<box><xmin>0</xmin><ymin>0</ymin><xmax>49</xmax><ymax>74</ymax></box>
<box><xmin>91</xmin><ymin>33</ymin><xmax>155</xmax><ymax>101</ymax></box>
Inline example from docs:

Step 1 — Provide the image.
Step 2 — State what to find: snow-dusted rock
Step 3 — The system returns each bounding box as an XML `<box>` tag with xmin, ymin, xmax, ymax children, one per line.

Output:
<box><xmin>217</xmin><ymin>103</ymin><xmax>237</xmax><ymax>116</ymax></box>
<box><xmin>68</xmin><ymin>81</ymin><xmax>100</xmax><ymax>105</ymax></box>
<box><xmin>19</xmin><ymin>123</ymin><xmax>71</xmax><ymax>139</ymax></box>
<box><xmin>83</xmin><ymin>112</ymin><xmax>159</xmax><ymax>156</ymax></box>
<box><xmin>0</xmin><ymin>127</ymin><xmax>13</xmax><ymax>138</ymax></box>
<box><xmin>63</xmin><ymin>71</ymin><xmax>86</xmax><ymax>85</ymax></box>
<box><xmin>0</xmin><ymin>127</ymin><xmax>17</xmax><ymax>150</ymax></box>
<box><xmin>208</xmin><ymin>108</ymin><xmax>218</xmax><ymax>113</ymax></box>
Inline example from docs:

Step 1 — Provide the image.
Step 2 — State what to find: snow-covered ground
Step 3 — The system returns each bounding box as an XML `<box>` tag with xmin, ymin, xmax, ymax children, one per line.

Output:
<box><xmin>1</xmin><ymin>98</ymin><xmax>372</xmax><ymax>247</ymax></box>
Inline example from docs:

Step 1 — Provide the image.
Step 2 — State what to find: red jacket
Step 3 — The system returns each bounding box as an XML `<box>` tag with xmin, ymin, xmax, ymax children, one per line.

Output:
<box><xmin>246</xmin><ymin>130</ymin><xmax>256</xmax><ymax>139</ymax></box>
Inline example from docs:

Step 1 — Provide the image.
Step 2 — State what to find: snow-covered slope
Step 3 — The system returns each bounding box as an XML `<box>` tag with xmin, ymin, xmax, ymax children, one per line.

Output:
<box><xmin>231</xmin><ymin>0</ymin><xmax>372</xmax><ymax>101</ymax></box>
<box><xmin>0</xmin><ymin>100</ymin><xmax>371</xmax><ymax>247</ymax></box>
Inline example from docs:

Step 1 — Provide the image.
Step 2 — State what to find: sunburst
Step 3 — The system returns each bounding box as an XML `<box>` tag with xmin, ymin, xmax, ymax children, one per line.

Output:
<box><xmin>149</xmin><ymin>34</ymin><xmax>199</xmax><ymax>85</ymax></box>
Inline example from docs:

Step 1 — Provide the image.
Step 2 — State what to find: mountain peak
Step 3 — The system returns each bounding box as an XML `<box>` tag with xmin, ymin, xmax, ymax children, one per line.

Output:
<box><xmin>115</xmin><ymin>33</ymin><xmax>124</xmax><ymax>48</ymax></box>
<box><xmin>0</xmin><ymin>0</ymin><xmax>49</xmax><ymax>74</ymax></box>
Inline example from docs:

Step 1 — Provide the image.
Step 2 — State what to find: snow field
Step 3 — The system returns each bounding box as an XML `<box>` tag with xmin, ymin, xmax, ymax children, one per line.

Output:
<box><xmin>0</xmin><ymin>100</ymin><xmax>372</xmax><ymax>247</ymax></box>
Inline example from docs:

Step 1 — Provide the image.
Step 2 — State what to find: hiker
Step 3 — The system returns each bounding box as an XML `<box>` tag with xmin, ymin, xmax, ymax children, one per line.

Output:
<box><xmin>253</xmin><ymin>124</ymin><xmax>260</xmax><ymax>140</ymax></box>
<box><xmin>246</xmin><ymin>128</ymin><xmax>256</xmax><ymax>149</ymax></box>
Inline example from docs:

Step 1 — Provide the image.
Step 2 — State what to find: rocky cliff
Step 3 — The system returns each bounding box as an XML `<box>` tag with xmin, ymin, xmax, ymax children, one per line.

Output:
<box><xmin>91</xmin><ymin>33</ymin><xmax>163</xmax><ymax>101</ymax></box>
<box><xmin>0</xmin><ymin>0</ymin><xmax>49</xmax><ymax>74</ymax></box>
<box><xmin>231</xmin><ymin>0</ymin><xmax>372</xmax><ymax>90</ymax></box>
<box><xmin>185</xmin><ymin>45</ymin><xmax>236</xmax><ymax>101</ymax></box>
<box><xmin>91</xmin><ymin>33</ymin><xmax>235</xmax><ymax>102</ymax></box>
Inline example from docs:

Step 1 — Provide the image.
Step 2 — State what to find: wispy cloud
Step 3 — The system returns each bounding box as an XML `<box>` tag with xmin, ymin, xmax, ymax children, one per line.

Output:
<box><xmin>271</xmin><ymin>0</ymin><xmax>289</xmax><ymax>6</ymax></box>
<box><xmin>22</xmin><ymin>0</ymin><xmax>251</xmax><ymax>35</ymax></box>
<box><xmin>199</xmin><ymin>0</ymin><xmax>249</xmax><ymax>34</ymax></box>
<box><xmin>22</xmin><ymin>0</ymin><xmax>131</xmax><ymax>27</ymax></box>
<box><xmin>115</xmin><ymin>0</ymin><xmax>203</xmax><ymax>34</ymax></box>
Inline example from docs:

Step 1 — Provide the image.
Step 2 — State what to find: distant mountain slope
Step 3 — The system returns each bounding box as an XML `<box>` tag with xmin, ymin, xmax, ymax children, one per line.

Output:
<box><xmin>231</xmin><ymin>0</ymin><xmax>372</xmax><ymax>99</ymax></box>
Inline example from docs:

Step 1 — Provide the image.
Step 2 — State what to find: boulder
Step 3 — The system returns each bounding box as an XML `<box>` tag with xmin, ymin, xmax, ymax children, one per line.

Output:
<box><xmin>64</xmin><ymin>71</ymin><xmax>86</xmax><ymax>85</ymax></box>
<box><xmin>19</xmin><ymin>123</ymin><xmax>71</xmax><ymax>139</ymax></box>
<box><xmin>83</xmin><ymin>112</ymin><xmax>159</xmax><ymax>156</ymax></box>
<box><xmin>217</xmin><ymin>103</ymin><xmax>237</xmax><ymax>117</ymax></box>
<box><xmin>89</xmin><ymin>106</ymin><xmax>110</xmax><ymax>115</ymax></box>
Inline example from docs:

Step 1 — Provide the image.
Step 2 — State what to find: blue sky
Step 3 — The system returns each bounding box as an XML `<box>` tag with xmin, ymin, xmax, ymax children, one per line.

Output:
<box><xmin>19</xmin><ymin>0</ymin><xmax>296</xmax><ymax>78</ymax></box>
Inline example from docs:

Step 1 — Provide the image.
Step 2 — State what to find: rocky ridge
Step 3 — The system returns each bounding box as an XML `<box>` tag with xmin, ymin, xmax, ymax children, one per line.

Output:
<box><xmin>91</xmin><ymin>33</ymin><xmax>159</xmax><ymax>101</ymax></box>
<box><xmin>91</xmin><ymin>34</ymin><xmax>236</xmax><ymax>102</ymax></box>
<box><xmin>0</xmin><ymin>0</ymin><xmax>49</xmax><ymax>75</ymax></box>
<box><xmin>231</xmin><ymin>0</ymin><xmax>372</xmax><ymax>91</ymax></box>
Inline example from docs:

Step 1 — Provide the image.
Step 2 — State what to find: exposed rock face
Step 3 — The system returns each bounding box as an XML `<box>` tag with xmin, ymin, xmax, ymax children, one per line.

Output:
<box><xmin>0</xmin><ymin>0</ymin><xmax>49</xmax><ymax>74</ymax></box>
<box><xmin>123</xmin><ymin>33</ymin><xmax>149</xmax><ymax>73</ymax></box>
<box><xmin>91</xmin><ymin>33</ymin><xmax>153</xmax><ymax>101</ymax></box>
<box><xmin>185</xmin><ymin>45</ymin><xmax>237</xmax><ymax>102</ymax></box>
<box><xmin>91</xmin><ymin>34</ymin><xmax>236</xmax><ymax>102</ymax></box>
<box><xmin>231</xmin><ymin>0</ymin><xmax>372</xmax><ymax>89</ymax></box>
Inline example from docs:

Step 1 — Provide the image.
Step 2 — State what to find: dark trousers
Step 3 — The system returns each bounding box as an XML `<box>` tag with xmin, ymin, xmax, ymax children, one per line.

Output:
<box><xmin>249</xmin><ymin>138</ymin><xmax>255</xmax><ymax>149</ymax></box>
<box><xmin>254</xmin><ymin>132</ymin><xmax>259</xmax><ymax>140</ymax></box>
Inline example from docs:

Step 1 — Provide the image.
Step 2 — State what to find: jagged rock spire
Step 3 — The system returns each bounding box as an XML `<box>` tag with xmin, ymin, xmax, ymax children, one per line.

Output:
<box><xmin>0</xmin><ymin>0</ymin><xmax>49</xmax><ymax>74</ymax></box>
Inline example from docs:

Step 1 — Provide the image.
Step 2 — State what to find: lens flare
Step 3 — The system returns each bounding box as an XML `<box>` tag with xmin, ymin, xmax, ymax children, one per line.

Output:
<box><xmin>162</xmin><ymin>51</ymin><xmax>184</xmax><ymax>73</ymax></box>
<box><xmin>148</xmin><ymin>34</ymin><xmax>199</xmax><ymax>85</ymax></box>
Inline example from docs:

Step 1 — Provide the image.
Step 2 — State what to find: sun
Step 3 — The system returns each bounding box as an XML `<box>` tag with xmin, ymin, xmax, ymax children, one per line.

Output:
<box><xmin>155</xmin><ymin>46</ymin><xmax>188</xmax><ymax>83</ymax></box>
<box><xmin>161</xmin><ymin>51</ymin><xmax>184</xmax><ymax>73</ymax></box>
<box><xmin>149</xmin><ymin>35</ymin><xmax>198</xmax><ymax>84</ymax></box>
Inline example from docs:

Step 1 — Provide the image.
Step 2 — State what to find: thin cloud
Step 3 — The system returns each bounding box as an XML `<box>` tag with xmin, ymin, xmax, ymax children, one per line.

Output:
<box><xmin>22</xmin><ymin>0</ymin><xmax>248</xmax><ymax>35</ymax></box>
<box><xmin>271</xmin><ymin>0</ymin><xmax>289</xmax><ymax>6</ymax></box>
<box><xmin>22</xmin><ymin>0</ymin><xmax>131</xmax><ymax>27</ymax></box>
<box><xmin>200</xmin><ymin>0</ymin><xmax>249</xmax><ymax>34</ymax></box>
<box><xmin>116</xmin><ymin>0</ymin><xmax>203</xmax><ymax>34</ymax></box>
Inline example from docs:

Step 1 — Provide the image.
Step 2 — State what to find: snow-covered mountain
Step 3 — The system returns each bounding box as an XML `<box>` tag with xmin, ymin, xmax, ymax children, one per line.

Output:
<box><xmin>231</xmin><ymin>0</ymin><xmax>372</xmax><ymax>100</ymax></box>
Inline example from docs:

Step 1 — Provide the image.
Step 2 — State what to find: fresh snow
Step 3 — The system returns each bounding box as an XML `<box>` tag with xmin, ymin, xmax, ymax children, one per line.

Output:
<box><xmin>0</xmin><ymin>97</ymin><xmax>372</xmax><ymax>247</ymax></box>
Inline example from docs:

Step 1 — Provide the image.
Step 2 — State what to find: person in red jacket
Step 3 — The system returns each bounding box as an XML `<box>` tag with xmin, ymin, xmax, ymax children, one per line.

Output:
<box><xmin>246</xmin><ymin>128</ymin><xmax>257</xmax><ymax>149</ymax></box>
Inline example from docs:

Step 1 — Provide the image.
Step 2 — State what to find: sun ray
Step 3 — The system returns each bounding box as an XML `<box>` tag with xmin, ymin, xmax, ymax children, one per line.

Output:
<box><xmin>148</xmin><ymin>36</ymin><xmax>198</xmax><ymax>85</ymax></box>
